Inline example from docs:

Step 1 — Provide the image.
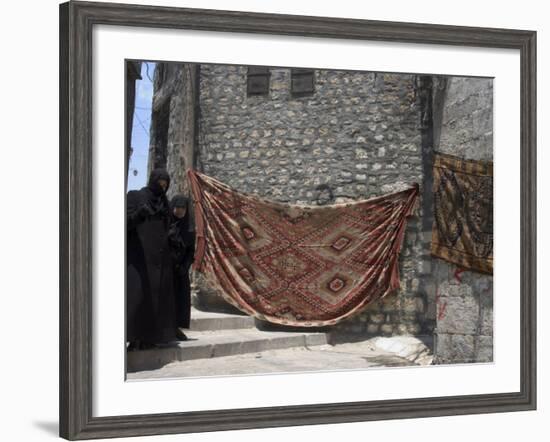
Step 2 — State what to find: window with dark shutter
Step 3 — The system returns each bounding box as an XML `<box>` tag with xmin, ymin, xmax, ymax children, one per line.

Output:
<box><xmin>247</xmin><ymin>66</ymin><xmax>270</xmax><ymax>96</ymax></box>
<box><xmin>291</xmin><ymin>68</ymin><xmax>315</xmax><ymax>97</ymax></box>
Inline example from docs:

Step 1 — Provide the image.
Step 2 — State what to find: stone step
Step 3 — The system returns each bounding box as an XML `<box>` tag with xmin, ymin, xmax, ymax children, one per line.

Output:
<box><xmin>189</xmin><ymin>307</ymin><xmax>255</xmax><ymax>331</ymax></box>
<box><xmin>127</xmin><ymin>328</ymin><xmax>329</xmax><ymax>373</ymax></box>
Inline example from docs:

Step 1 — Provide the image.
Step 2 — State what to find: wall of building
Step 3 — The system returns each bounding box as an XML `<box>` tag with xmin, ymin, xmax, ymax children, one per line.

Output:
<box><xmin>195</xmin><ymin>64</ymin><xmax>434</xmax><ymax>337</ymax></box>
<box><xmin>431</xmin><ymin>77</ymin><xmax>494</xmax><ymax>363</ymax></box>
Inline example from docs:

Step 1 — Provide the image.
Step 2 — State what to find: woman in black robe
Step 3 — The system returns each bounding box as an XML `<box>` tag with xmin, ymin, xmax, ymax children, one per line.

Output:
<box><xmin>126</xmin><ymin>169</ymin><xmax>176</xmax><ymax>350</ymax></box>
<box><xmin>167</xmin><ymin>194</ymin><xmax>196</xmax><ymax>341</ymax></box>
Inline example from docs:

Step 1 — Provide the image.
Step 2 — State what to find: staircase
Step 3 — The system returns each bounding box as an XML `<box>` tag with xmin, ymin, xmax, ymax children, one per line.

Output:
<box><xmin>127</xmin><ymin>308</ymin><xmax>329</xmax><ymax>372</ymax></box>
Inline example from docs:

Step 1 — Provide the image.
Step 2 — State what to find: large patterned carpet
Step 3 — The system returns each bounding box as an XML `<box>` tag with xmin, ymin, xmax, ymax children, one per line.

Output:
<box><xmin>188</xmin><ymin>169</ymin><xmax>419</xmax><ymax>326</ymax></box>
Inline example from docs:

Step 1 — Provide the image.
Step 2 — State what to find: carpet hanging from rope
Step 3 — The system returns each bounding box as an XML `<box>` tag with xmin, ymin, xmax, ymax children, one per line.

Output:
<box><xmin>431</xmin><ymin>152</ymin><xmax>493</xmax><ymax>274</ymax></box>
<box><xmin>188</xmin><ymin>169</ymin><xmax>419</xmax><ymax>327</ymax></box>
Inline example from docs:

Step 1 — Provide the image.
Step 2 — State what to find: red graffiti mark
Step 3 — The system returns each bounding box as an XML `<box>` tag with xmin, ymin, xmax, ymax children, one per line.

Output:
<box><xmin>435</xmin><ymin>288</ymin><xmax>448</xmax><ymax>320</ymax></box>
<box><xmin>454</xmin><ymin>267</ymin><xmax>465</xmax><ymax>283</ymax></box>
<box><xmin>438</xmin><ymin>300</ymin><xmax>448</xmax><ymax>320</ymax></box>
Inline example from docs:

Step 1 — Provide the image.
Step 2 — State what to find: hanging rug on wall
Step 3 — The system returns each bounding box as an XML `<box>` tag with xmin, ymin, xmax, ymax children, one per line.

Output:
<box><xmin>188</xmin><ymin>169</ymin><xmax>419</xmax><ymax>327</ymax></box>
<box><xmin>431</xmin><ymin>152</ymin><xmax>493</xmax><ymax>274</ymax></box>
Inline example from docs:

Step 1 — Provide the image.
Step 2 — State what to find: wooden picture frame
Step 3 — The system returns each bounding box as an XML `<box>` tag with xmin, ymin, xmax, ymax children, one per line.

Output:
<box><xmin>59</xmin><ymin>1</ymin><xmax>536</xmax><ymax>439</ymax></box>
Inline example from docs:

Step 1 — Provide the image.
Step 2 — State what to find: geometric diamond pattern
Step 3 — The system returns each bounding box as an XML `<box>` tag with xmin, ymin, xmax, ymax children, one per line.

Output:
<box><xmin>331</xmin><ymin>235</ymin><xmax>352</xmax><ymax>252</ymax></box>
<box><xmin>241</xmin><ymin>225</ymin><xmax>256</xmax><ymax>241</ymax></box>
<box><xmin>327</xmin><ymin>276</ymin><xmax>346</xmax><ymax>292</ymax></box>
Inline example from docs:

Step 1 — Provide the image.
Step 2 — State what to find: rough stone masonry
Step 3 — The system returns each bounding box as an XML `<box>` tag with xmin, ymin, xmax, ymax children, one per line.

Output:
<box><xmin>431</xmin><ymin>77</ymin><xmax>494</xmax><ymax>363</ymax></box>
<box><xmin>143</xmin><ymin>61</ymin><xmax>493</xmax><ymax>364</ymax></box>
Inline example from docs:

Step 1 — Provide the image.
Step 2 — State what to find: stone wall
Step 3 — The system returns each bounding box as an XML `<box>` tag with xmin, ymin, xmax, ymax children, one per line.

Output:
<box><xmin>431</xmin><ymin>77</ymin><xmax>494</xmax><ymax>363</ymax></box>
<box><xmin>196</xmin><ymin>64</ymin><xmax>433</xmax><ymax>337</ymax></box>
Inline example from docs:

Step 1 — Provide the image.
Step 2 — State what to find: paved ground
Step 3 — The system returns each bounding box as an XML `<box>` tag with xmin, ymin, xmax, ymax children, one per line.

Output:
<box><xmin>127</xmin><ymin>336</ymin><xmax>433</xmax><ymax>380</ymax></box>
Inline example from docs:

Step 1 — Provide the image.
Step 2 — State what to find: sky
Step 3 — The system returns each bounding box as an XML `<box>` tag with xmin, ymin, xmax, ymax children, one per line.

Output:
<box><xmin>127</xmin><ymin>61</ymin><xmax>155</xmax><ymax>191</ymax></box>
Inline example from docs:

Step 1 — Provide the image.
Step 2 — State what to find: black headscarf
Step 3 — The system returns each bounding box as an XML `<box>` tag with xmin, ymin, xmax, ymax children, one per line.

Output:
<box><xmin>139</xmin><ymin>168</ymin><xmax>170</xmax><ymax>218</ymax></box>
<box><xmin>169</xmin><ymin>194</ymin><xmax>191</xmax><ymax>233</ymax></box>
<box><xmin>170</xmin><ymin>194</ymin><xmax>189</xmax><ymax>210</ymax></box>
<box><xmin>147</xmin><ymin>168</ymin><xmax>171</xmax><ymax>196</ymax></box>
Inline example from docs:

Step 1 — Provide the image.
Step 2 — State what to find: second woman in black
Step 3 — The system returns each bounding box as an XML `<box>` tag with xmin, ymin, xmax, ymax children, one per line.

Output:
<box><xmin>168</xmin><ymin>194</ymin><xmax>196</xmax><ymax>340</ymax></box>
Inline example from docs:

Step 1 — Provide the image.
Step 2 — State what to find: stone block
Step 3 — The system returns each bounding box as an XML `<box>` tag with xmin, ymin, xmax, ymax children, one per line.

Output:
<box><xmin>397</xmin><ymin>324</ymin><xmax>409</xmax><ymax>334</ymax></box>
<box><xmin>438</xmin><ymin>280</ymin><xmax>474</xmax><ymax>297</ymax></box>
<box><xmin>407</xmin><ymin>324</ymin><xmax>421</xmax><ymax>335</ymax></box>
<box><xmin>434</xmin><ymin>333</ymin><xmax>452</xmax><ymax>364</ymax></box>
<box><xmin>370</xmin><ymin>313</ymin><xmax>385</xmax><ymax>324</ymax></box>
<box><xmin>451</xmin><ymin>334</ymin><xmax>476</xmax><ymax>362</ymax></box>
<box><xmin>367</xmin><ymin>324</ymin><xmax>380</xmax><ymax>335</ymax></box>
<box><xmin>381</xmin><ymin>297</ymin><xmax>399</xmax><ymax>313</ymax></box>
<box><xmin>480</xmin><ymin>302</ymin><xmax>493</xmax><ymax>336</ymax></box>
<box><xmin>306</xmin><ymin>333</ymin><xmax>329</xmax><ymax>346</ymax></box>
<box><xmin>435</xmin><ymin>333</ymin><xmax>476</xmax><ymax>364</ymax></box>
<box><xmin>417</xmin><ymin>260</ymin><xmax>432</xmax><ymax>275</ymax></box>
<box><xmin>472</xmin><ymin>108</ymin><xmax>493</xmax><ymax>138</ymax></box>
<box><xmin>402</xmin><ymin>298</ymin><xmax>417</xmax><ymax>313</ymax></box>
<box><xmin>475</xmin><ymin>335</ymin><xmax>493</xmax><ymax>362</ymax></box>
<box><xmin>437</xmin><ymin>295</ymin><xmax>479</xmax><ymax>334</ymax></box>
<box><xmin>410</xmin><ymin>278</ymin><xmax>420</xmax><ymax>292</ymax></box>
<box><xmin>422</xmin><ymin>280</ymin><xmax>437</xmax><ymax>299</ymax></box>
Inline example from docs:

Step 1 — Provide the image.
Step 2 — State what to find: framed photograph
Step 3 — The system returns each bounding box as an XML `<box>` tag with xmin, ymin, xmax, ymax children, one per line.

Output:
<box><xmin>59</xmin><ymin>0</ymin><xmax>536</xmax><ymax>439</ymax></box>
